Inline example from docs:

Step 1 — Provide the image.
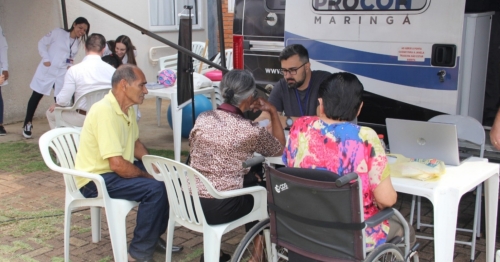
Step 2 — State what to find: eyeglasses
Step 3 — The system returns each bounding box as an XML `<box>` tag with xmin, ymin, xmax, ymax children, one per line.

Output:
<box><xmin>280</xmin><ymin>62</ymin><xmax>307</xmax><ymax>76</ymax></box>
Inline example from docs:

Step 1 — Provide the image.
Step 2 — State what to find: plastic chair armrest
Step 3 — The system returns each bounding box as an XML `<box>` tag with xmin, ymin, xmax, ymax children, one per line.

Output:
<box><xmin>54</xmin><ymin>105</ymin><xmax>75</xmax><ymax>112</ymax></box>
<box><xmin>365</xmin><ymin>208</ymin><xmax>394</xmax><ymax>228</ymax></box>
<box><xmin>55</xmin><ymin>166</ymin><xmax>111</xmax><ymax>198</ymax></box>
<box><xmin>64</xmin><ymin>168</ymin><xmax>105</xmax><ymax>182</ymax></box>
<box><xmin>54</xmin><ymin>105</ymin><xmax>76</xmax><ymax>127</ymax></box>
<box><xmin>210</xmin><ymin>185</ymin><xmax>267</xmax><ymax>199</ymax></box>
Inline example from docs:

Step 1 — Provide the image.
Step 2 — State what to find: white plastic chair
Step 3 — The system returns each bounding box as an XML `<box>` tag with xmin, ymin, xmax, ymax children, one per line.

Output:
<box><xmin>54</xmin><ymin>88</ymin><xmax>110</xmax><ymax>128</ymax></box>
<box><xmin>409</xmin><ymin>114</ymin><xmax>485</xmax><ymax>261</ymax></box>
<box><xmin>142</xmin><ymin>155</ymin><xmax>268</xmax><ymax>262</ymax></box>
<box><xmin>158</xmin><ymin>41</ymin><xmax>207</xmax><ymax>72</ymax></box>
<box><xmin>155</xmin><ymin>42</ymin><xmax>209</xmax><ymax>126</ymax></box>
<box><xmin>203</xmin><ymin>85</ymin><xmax>223</xmax><ymax>106</ymax></box>
<box><xmin>192</xmin><ymin>41</ymin><xmax>208</xmax><ymax>73</ymax></box>
<box><xmin>200</xmin><ymin>49</ymin><xmax>233</xmax><ymax>74</ymax></box>
<box><xmin>158</xmin><ymin>54</ymin><xmax>179</xmax><ymax>71</ymax></box>
<box><xmin>38</xmin><ymin>127</ymin><xmax>139</xmax><ymax>262</ymax></box>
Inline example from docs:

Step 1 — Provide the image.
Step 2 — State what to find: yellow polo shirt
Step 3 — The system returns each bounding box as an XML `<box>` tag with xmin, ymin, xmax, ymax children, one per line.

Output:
<box><xmin>74</xmin><ymin>91</ymin><xmax>139</xmax><ymax>189</ymax></box>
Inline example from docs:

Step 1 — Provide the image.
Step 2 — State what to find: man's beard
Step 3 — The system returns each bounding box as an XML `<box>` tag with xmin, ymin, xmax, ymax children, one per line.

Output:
<box><xmin>286</xmin><ymin>77</ymin><xmax>305</xmax><ymax>89</ymax></box>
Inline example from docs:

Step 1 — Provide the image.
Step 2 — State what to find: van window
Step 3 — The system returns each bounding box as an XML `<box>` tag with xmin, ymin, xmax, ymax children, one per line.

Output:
<box><xmin>312</xmin><ymin>0</ymin><xmax>427</xmax><ymax>11</ymax></box>
<box><xmin>266</xmin><ymin>0</ymin><xmax>286</xmax><ymax>10</ymax></box>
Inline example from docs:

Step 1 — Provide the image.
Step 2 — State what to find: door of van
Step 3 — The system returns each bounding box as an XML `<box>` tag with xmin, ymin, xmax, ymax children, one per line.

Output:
<box><xmin>284</xmin><ymin>0</ymin><xmax>466</xmax><ymax>127</ymax></box>
<box><xmin>233</xmin><ymin>0</ymin><xmax>286</xmax><ymax>89</ymax></box>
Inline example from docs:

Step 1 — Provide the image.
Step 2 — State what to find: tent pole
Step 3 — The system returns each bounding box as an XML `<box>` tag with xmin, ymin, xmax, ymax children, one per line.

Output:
<box><xmin>61</xmin><ymin>0</ymin><xmax>68</xmax><ymax>30</ymax></box>
<box><xmin>216</xmin><ymin>0</ymin><xmax>227</xmax><ymax>70</ymax></box>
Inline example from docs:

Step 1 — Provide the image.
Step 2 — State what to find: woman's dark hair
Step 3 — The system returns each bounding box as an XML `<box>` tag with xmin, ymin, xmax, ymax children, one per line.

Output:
<box><xmin>102</xmin><ymin>54</ymin><xmax>122</xmax><ymax>69</ymax></box>
<box><xmin>115</xmin><ymin>35</ymin><xmax>137</xmax><ymax>65</ymax></box>
<box><xmin>220</xmin><ymin>70</ymin><xmax>256</xmax><ymax>106</ymax></box>
<box><xmin>318</xmin><ymin>72</ymin><xmax>363</xmax><ymax>121</ymax></box>
<box><xmin>106</xmin><ymin>40</ymin><xmax>116</xmax><ymax>53</ymax></box>
<box><xmin>67</xmin><ymin>17</ymin><xmax>90</xmax><ymax>42</ymax></box>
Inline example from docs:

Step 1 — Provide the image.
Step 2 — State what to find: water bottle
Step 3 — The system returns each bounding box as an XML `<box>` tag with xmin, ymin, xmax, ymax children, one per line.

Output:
<box><xmin>378</xmin><ymin>134</ymin><xmax>389</xmax><ymax>153</ymax></box>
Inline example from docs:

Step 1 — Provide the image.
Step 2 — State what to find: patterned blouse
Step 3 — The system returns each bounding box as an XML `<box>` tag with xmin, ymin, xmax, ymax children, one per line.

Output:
<box><xmin>282</xmin><ymin>116</ymin><xmax>391</xmax><ymax>251</ymax></box>
<box><xmin>189</xmin><ymin>104</ymin><xmax>283</xmax><ymax>198</ymax></box>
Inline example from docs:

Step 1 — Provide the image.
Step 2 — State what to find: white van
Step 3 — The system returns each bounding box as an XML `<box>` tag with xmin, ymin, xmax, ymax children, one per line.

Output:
<box><xmin>232</xmin><ymin>0</ymin><xmax>494</xmax><ymax>134</ymax></box>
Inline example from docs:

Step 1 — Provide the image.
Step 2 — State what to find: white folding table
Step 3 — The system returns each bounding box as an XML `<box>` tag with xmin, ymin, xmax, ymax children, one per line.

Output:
<box><xmin>265</xmin><ymin>156</ymin><xmax>499</xmax><ymax>262</ymax></box>
<box><xmin>391</xmin><ymin>158</ymin><xmax>499</xmax><ymax>262</ymax></box>
<box><xmin>146</xmin><ymin>86</ymin><xmax>217</xmax><ymax>161</ymax></box>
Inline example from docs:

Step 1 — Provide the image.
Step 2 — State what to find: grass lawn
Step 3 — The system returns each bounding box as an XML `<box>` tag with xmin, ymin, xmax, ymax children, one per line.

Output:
<box><xmin>0</xmin><ymin>141</ymin><xmax>189</xmax><ymax>174</ymax></box>
<box><xmin>0</xmin><ymin>141</ymin><xmax>50</xmax><ymax>174</ymax></box>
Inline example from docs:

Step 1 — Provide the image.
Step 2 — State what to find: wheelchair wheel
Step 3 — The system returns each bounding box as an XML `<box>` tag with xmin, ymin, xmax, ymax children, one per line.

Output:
<box><xmin>365</xmin><ymin>243</ymin><xmax>405</xmax><ymax>262</ymax></box>
<box><xmin>231</xmin><ymin>219</ymin><xmax>288</xmax><ymax>262</ymax></box>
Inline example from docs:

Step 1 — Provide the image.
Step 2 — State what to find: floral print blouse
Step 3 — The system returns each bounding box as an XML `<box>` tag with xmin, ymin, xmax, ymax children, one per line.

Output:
<box><xmin>189</xmin><ymin>107</ymin><xmax>283</xmax><ymax>198</ymax></box>
<box><xmin>282</xmin><ymin>116</ymin><xmax>391</xmax><ymax>251</ymax></box>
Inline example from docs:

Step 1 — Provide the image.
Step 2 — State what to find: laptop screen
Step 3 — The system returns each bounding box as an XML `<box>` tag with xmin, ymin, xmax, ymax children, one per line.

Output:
<box><xmin>385</xmin><ymin>118</ymin><xmax>460</xmax><ymax>166</ymax></box>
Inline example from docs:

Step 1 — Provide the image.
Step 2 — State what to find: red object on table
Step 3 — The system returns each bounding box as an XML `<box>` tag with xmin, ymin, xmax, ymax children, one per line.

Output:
<box><xmin>204</xmin><ymin>70</ymin><xmax>223</xmax><ymax>81</ymax></box>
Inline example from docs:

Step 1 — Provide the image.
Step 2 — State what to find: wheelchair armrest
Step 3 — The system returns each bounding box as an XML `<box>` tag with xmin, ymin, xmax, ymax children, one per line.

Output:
<box><xmin>335</xmin><ymin>172</ymin><xmax>358</xmax><ymax>187</ymax></box>
<box><xmin>365</xmin><ymin>208</ymin><xmax>394</xmax><ymax>228</ymax></box>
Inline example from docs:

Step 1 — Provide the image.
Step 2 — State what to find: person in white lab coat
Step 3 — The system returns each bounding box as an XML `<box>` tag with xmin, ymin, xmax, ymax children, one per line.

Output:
<box><xmin>0</xmin><ymin>25</ymin><xmax>9</xmax><ymax>135</ymax></box>
<box><xmin>22</xmin><ymin>17</ymin><xmax>89</xmax><ymax>138</ymax></box>
<box><xmin>45</xmin><ymin>33</ymin><xmax>115</xmax><ymax>129</ymax></box>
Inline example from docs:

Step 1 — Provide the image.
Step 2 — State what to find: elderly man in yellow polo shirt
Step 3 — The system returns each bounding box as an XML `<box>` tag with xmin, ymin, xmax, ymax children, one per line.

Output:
<box><xmin>75</xmin><ymin>64</ymin><xmax>181</xmax><ymax>262</ymax></box>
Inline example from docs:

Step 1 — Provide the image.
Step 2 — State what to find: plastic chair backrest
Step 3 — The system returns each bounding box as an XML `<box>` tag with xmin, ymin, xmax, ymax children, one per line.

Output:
<box><xmin>266</xmin><ymin>166</ymin><xmax>365</xmax><ymax>261</ymax></box>
<box><xmin>429</xmin><ymin>114</ymin><xmax>485</xmax><ymax>158</ymax></box>
<box><xmin>192</xmin><ymin>41</ymin><xmax>206</xmax><ymax>72</ymax></box>
<box><xmin>79</xmin><ymin>88</ymin><xmax>110</xmax><ymax>112</ymax></box>
<box><xmin>191</xmin><ymin>41</ymin><xmax>206</xmax><ymax>57</ymax></box>
<box><xmin>159</xmin><ymin>54</ymin><xmax>178</xmax><ymax>71</ymax></box>
<box><xmin>213</xmin><ymin>49</ymin><xmax>233</xmax><ymax>69</ymax></box>
<box><xmin>158</xmin><ymin>42</ymin><xmax>207</xmax><ymax>72</ymax></box>
<box><xmin>55</xmin><ymin>88</ymin><xmax>110</xmax><ymax>128</ymax></box>
<box><xmin>39</xmin><ymin>128</ymin><xmax>82</xmax><ymax>195</ymax></box>
<box><xmin>142</xmin><ymin>156</ymin><xmax>214</xmax><ymax>227</ymax></box>
<box><xmin>204</xmin><ymin>49</ymin><xmax>234</xmax><ymax>72</ymax></box>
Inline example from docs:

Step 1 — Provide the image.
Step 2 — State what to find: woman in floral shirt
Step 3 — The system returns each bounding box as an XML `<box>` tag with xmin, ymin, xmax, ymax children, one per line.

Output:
<box><xmin>283</xmin><ymin>72</ymin><xmax>398</xmax><ymax>251</ymax></box>
<box><xmin>190</xmin><ymin>70</ymin><xmax>285</xmax><ymax>261</ymax></box>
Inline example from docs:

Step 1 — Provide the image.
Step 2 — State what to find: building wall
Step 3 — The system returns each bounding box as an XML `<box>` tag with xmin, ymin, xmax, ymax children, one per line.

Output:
<box><xmin>222</xmin><ymin>0</ymin><xmax>234</xmax><ymax>49</ymax></box>
<box><xmin>0</xmin><ymin>0</ymin><xmax>208</xmax><ymax>124</ymax></box>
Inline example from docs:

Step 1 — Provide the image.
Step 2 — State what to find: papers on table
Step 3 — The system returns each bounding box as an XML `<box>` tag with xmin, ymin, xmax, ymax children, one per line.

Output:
<box><xmin>146</xmin><ymin>83</ymin><xmax>166</xmax><ymax>90</ymax></box>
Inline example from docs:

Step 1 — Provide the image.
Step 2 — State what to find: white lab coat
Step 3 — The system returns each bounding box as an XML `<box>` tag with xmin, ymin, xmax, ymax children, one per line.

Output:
<box><xmin>0</xmin><ymin>26</ymin><xmax>8</xmax><ymax>86</ymax></box>
<box><xmin>30</xmin><ymin>28</ymin><xmax>82</xmax><ymax>96</ymax></box>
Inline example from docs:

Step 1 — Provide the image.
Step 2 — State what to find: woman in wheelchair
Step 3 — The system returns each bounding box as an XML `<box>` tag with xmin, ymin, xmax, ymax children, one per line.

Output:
<box><xmin>189</xmin><ymin>70</ymin><xmax>286</xmax><ymax>261</ymax></box>
<box><xmin>283</xmin><ymin>72</ymin><xmax>411</xmax><ymax>251</ymax></box>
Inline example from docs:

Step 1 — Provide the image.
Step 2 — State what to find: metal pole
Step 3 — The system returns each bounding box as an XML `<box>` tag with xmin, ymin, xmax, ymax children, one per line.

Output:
<box><xmin>216</xmin><ymin>0</ymin><xmax>227</xmax><ymax>69</ymax></box>
<box><xmin>187</xmin><ymin>6</ymin><xmax>196</xmax><ymax>132</ymax></box>
<box><xmin>80</xmin><ymin>0</ymin><xmax>228</xmax><ymax>73</ymax></box>
<box><xmin>61</xmin><ymin>0</ymin><xmax>68</xmax><ymax>30</ymax></box>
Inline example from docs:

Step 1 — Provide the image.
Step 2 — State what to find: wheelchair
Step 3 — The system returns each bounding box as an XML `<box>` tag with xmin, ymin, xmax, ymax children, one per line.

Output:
<box><xmin>231</xmin><ymin>165</ymin><xmax>419</xmax><ymax>262</ymax></box>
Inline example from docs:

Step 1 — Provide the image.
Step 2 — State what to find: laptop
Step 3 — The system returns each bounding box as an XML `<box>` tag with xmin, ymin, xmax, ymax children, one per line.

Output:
<box><xmin>385</xmin><ymin>118</ymin><xmax>461</xmax><ymax>166</ymax></box>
